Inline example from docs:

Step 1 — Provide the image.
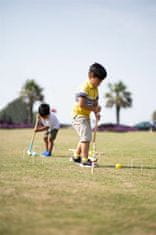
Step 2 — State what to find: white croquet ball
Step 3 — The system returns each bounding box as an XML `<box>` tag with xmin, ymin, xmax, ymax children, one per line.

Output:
<box><xmin>31</xmin><ymin>152</ymin><xmax>37</xmax><ymax>156</ymax></box>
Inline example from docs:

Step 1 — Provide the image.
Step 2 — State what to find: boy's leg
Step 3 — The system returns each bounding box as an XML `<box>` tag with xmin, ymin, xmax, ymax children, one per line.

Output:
<box><xmin>48</xmin><ymin>137</ymin><xmax>54</xmax><ymax>154</ymax></box>
<box><xmin>75</xmin><ymin>142</ymin><xmax>81</xmax><ymax>157</ymax></box>
<box><xmin>72</xmin><ymin>117</ymin><xmax>82</xmax><ymax>162</ymax></box>
<box><xmin>42</xmin><ymin>129</ymin><xmax>58</xmax><ymax>157</ymax></box>
<box><xmin>79</xmin><ymin>117</ymin><xmax>91</xmax><ymax>163</ymax></box>
<box><xmin>80</xmin><ymin>141</ymin><xmax>90</xmax><ymax>163</ymax></box>
<box><xmin>71</xmin><ymin>142</ymin><xmax>82</xmax><ymax>163</ymax></box>
<box><xmin>80</xmin><ymin>141</ymin><xmax>93</xmax><ymax>167</ymax></box>
<box><xmin>72</xmin><ymin>116</ymin><xmax>92</xmax><ymax>165</ymax></box>
<box><xmin>47</xmin><ymin>129</ymin><xmax>58</xmax><ymax>155</ymax></box>
<box><xmin>42</xmin><ymin>136</ymin><xmax>51</xmax><ymax>156</ymax></box>
<box><xmin>43</xmin><ymin>136</ymin><xmax>48</xmax><ymax>151</ymax></box>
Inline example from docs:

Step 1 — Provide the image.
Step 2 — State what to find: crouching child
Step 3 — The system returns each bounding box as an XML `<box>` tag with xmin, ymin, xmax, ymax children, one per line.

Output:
<box><xmin>35</xmin><ymin>103</ymin><xmax>60</xmax><ymax>157</ymax></box>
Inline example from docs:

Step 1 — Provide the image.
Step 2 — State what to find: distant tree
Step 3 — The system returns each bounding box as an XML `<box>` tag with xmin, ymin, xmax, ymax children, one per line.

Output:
<box><xmin>0</xmin><ymin>98</ymin><xmax>28</xmax><ymax>124</ymax></box>
<box><xmin>152</xmin><ymin>111</ymin><xmax>156</xmax><ymax>122</ymax></box>
<box><xmin>105</xmin><ymin>81</ymin><xmax>132</xmax><ymax>124</ymax></box>
<box><xmin>20</xmin><ymin>79</ymin><xmax>44</xmax><ymax>124</ymax></box>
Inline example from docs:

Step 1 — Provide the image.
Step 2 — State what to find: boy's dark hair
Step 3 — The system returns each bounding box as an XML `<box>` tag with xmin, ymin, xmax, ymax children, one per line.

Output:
<box><xmin>89</xmin><ymin>62</ymin><xmax>107</xmax><ymax>80</ymax></box>
<box><xmin>39</xmin><ymin>103</ymin><xmax>50</xmax><ymax>116</ymax></box>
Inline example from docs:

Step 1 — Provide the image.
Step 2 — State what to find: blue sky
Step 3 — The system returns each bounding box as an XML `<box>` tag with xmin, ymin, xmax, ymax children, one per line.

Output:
<box><xmin>0</xmin><ymin>0</ymin><xmax>156</xmax><ymax>124</ymax></box>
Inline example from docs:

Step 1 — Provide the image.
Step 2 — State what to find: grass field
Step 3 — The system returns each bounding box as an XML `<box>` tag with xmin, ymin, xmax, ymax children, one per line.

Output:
<box><xmin>0</xmin><ymin>128</ymin><xmax>156</xmax><ymax>235</ymax></box>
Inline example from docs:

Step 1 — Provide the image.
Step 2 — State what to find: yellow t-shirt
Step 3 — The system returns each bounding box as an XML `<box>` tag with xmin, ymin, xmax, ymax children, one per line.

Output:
<box><xmin>73</xmin><ymin>80</ymin><xmax>99</xmax><ymax>117</ymax></box>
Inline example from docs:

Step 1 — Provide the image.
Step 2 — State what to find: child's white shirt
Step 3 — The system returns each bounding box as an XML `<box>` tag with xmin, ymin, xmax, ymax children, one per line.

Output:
<box><xmin>40</xmin><ymin>112</ymin><xmax>60</xmax><ymax>130</ymax></box>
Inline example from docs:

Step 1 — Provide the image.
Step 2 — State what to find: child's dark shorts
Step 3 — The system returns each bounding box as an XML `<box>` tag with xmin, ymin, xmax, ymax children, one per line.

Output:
<box><xmin>44</xmin><ymin>128</ymin><xmax>59</xmax><ymax>140</ymax></box>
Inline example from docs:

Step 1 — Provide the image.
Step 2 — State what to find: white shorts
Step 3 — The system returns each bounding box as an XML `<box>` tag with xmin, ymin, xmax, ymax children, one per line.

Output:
<box><xmin>72</xmin><ymin>116</ymin><xmax>92</xmax><ymax>142</ymax></box>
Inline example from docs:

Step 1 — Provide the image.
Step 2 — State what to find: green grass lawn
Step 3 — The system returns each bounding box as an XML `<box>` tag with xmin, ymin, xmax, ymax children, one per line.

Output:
<box><xmin>0</xmin><ymin>128</ymin><xmax>156</xmax><ymax>235</ymax></box>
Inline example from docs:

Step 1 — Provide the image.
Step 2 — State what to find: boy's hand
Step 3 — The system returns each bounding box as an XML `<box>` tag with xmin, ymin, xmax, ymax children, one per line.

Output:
<box><xmin>95</xmin><ymin>112</ymin><xmax>101</xmax><ymax>121</ymax></box>
<box><xmin>93</xmin><ymin>105</ymin><xmax>101</xmax><ymax>113</ymax></box>
<box><xmin>34</xmin><ymin>128</ymin><xmax>39</xmax><ymax>132</ymax></box>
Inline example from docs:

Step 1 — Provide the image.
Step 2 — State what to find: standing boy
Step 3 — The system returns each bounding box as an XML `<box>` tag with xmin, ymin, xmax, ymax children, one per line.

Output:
<box><xmin>72</xmin><ymin>63</ymin><xmax>107</xmax><ymax>167</ymax></box>
<box><xmin>35</xmin><ymin>103</ymin><xmax>60</xmax><ymax>157</ymax></box>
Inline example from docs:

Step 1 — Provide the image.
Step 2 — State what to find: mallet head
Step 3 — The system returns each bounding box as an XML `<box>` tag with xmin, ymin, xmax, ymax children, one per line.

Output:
<box><xmin>27</xmin><ymin>150</ymin><xmax>32</xmax><ymax>156</ymax></box>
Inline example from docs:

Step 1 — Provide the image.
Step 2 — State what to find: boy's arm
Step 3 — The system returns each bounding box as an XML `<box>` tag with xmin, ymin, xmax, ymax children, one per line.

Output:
<box><xmin>35</xmin><ymin>126</ymin><xmax>49</xmax><ymax>132</ymax></box>
<box><xmin>95</xmin><ymin>112</ymin><xmax>101</xmax><ymax>121</ymax></box>
<box><xmin>78</xmin><ymin>97</ymin><xmax>101</xmax><ymax>113</ymax></box>
<box><xmin>94</xmin><ymin>100</ymin><xmax>101</xmax><ymax>120</ymax></box>
<box><xmin>34</xmin><ymin>115</ymin><xmax>49</xmax><ymax>132</ymax></box>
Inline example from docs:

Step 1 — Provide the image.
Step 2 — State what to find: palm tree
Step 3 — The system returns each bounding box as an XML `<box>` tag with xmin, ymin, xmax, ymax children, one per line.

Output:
<box><xmin>152</xmin><ymin>111</ymin><xmax>156</xmax><ymax>122</ymax></box>
<box><xmin>105</xmin><ymin>81</ymin><xmax>132</xmax><ymax>124</ymax></box>
<box><xmin>20</xmin><ymin>79</ymin><xmax>44</xmax><ymax>124</ymax></box>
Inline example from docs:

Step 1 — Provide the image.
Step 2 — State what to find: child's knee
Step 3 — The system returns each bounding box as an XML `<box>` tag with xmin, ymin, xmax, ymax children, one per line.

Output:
<box><xmin>80</xmin><ymin>140</ymin><xmax>90</xmax><ymax>144</ymax></box>
<box><xmin>44</xmin><ymin>136</ymin><xmax>48</xmax><ymax>141</ymax></box>
<box><xmin>48</xmin><ymin>137</ymin><xmax>54</xmax><ymax>143</ymax></box>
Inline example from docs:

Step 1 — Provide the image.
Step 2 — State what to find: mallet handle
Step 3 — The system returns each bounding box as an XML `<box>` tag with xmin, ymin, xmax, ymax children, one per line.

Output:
<box><xmin>91</xmin><ymin>118</ymin><xmax>98</xmax><ymax>174</ymax></box>
<box><xmin>93</xmin><ymin>117</ymin><xmax>98</xmax><ymax>144</ymax></box>
<box><xmin>29</xmin><ymin>114</ymin><xmax>39</xmax><ymax>151</ymax></box>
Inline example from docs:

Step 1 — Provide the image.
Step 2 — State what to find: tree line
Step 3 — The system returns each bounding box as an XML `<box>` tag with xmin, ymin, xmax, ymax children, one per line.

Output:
<box><xmin>0</xmin><ymin>79</ymin><xmax>155</xmax><ymax>125</ymax></box>
<box><xmin>0</xmin><ymin>80</ymin><xmax>44</xmax><ymax>125</ymax></box>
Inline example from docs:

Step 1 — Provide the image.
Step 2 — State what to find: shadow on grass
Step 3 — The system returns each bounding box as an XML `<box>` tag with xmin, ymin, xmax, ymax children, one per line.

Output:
<box><xmin>54</xmin><ymin>155</ymin><xmax>70</xmax><ymax>158</ymax></box>
<box><xmin>99</xmin><ymin>165</ymin><xmax>156</xmax><ymax>170</ymax></box>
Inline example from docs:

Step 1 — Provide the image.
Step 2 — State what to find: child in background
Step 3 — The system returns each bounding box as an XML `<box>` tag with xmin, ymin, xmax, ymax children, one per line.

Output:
<box><xmin>35</xmin><ymin>103</ymin><xmax>60</xmax><ymax>157</ymax></box>
<box><xmin>72</xmin><ymin>62</ymin><xmax>107</xmax><ymax>167</ymax></box>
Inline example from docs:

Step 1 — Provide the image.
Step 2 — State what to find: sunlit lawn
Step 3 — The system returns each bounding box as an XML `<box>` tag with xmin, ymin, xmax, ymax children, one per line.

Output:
<box><xmin>0</xmin><ymin>128</ymin><xmax>156</xmax><ymax>235</ymax></box>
